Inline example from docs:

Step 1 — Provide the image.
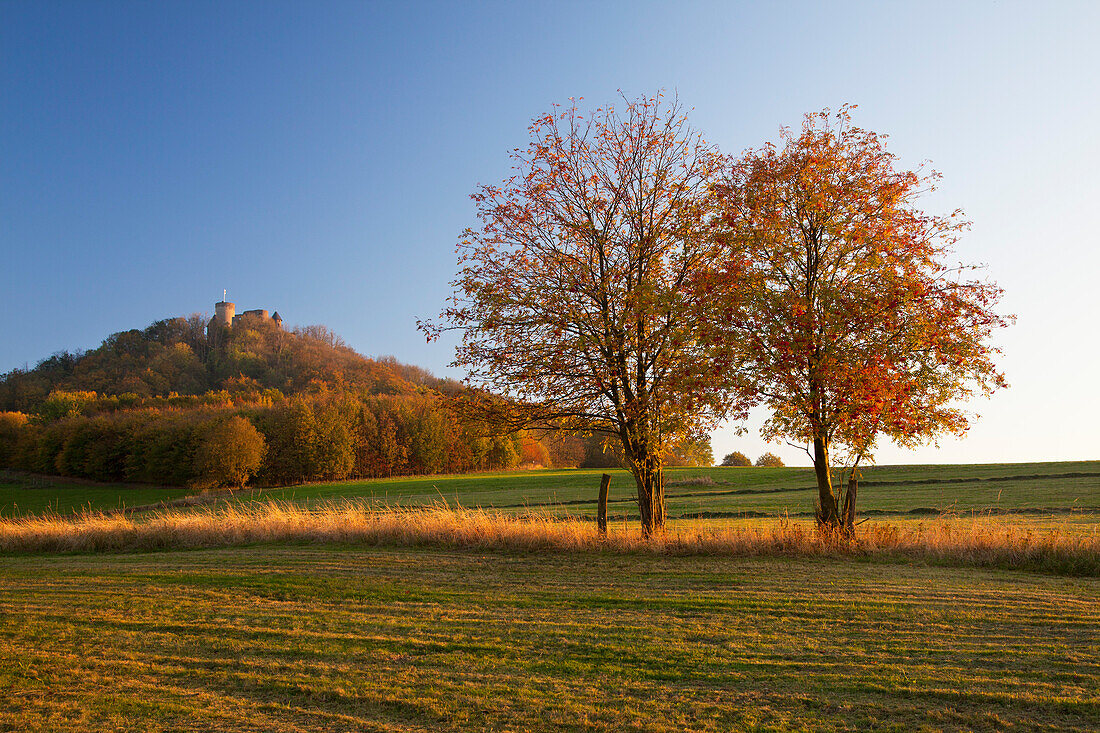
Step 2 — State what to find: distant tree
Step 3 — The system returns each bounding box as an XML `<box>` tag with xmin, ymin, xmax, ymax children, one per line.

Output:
<box><xmin>754</xmin><ymin>452</ymin><xmax>784</xmax><ymax>468</ymax></box>
<box><xmin>580</xmin><ymin>435</ymin><xmax>626</xmax><ymax>469</ymax></box>
<box><xmin>55</xmin><ymin>417</ymin><xmax>128</xmax><ymax>481</ymax></box>
<box><xmin>538</xmin><ymin>431</ymin><xmax>587</xmax><ymax>469</ymax></box>
<box><xmin>193</xmin><ymin>416</ymin><xmax>266</xmax><ymax>490</ymax></box>
<box><xmin>703</xmin><ymin>106</ymin><xmax>1009</xmax><ymax>529</ymax></box>
<box><xmin>0</xmin><ymin>412</ymin><xmax>28</xmax><ymax>467</ymax></box>
<box><xmin>310</xmin><ymin>402</ymin><xmax>356</xmax><ymax>481</ymax></box>
<box><xmin>664</xmin><ymin>436</ymin><xmax>715</xmax><ymax>467</ymax></box>
<box><xmin>423</xmin><ymin>93</ymin><xmax>750</xmax><ymax>536</ymax></box>
<box><xmin>473</xmin><ymin>433</ymin><xmax>520</xmax><ymax>470</ymax></box>
<box><xmin>518</xmin><ymin>432</ymin><xmax>552</xmax><ymax>467</ymax></box>
<box><xmin>720</xmin><ymin>451</ymin><xmax>752</xmax><ymax>467</ymax></box>
<box><xmin>35</xmin><ymin>390</ymin><xmax>99</xmax><ymax>421</ymax></box>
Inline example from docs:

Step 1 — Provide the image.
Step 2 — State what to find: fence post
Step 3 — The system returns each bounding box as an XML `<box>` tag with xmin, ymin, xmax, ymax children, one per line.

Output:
<box><xmin>597</xmin><ymin>473</ymin><xmax>611</xmax><ymax>536</ymax></box>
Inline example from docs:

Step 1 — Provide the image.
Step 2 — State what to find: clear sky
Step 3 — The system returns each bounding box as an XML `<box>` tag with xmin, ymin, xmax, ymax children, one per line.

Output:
<box><xmin>2</xmin><ymin>1</ymin><xmax>1098</xmax><ymax>466</ymax></box>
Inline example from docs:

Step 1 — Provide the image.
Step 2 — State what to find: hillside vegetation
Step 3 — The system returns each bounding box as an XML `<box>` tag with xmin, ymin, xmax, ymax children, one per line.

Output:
<box><xmin>0</xmin><ymin>315</ymin><xmax>444</xmax><ymax>408</ymax></box>
<box><xmin>0</xmin><ymin>315</ymin><xmax>711</xmax><ymax>490</ymax></box>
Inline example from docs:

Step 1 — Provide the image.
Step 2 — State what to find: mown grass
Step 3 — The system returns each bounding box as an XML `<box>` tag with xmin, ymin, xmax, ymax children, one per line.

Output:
<box><xmin>1</xmin><ymin>545</ymin><xmax>1096</xmax><ymax>732</ymax></box>
<box><xmin>2</xmin><ymin>464</ymin><xmax>1098</xmax><ymax>731</ymax></box>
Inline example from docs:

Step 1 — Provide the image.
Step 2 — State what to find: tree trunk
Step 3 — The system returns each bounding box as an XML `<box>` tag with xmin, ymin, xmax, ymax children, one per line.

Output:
<box><xmin>652</xmin><ymin>464</ymin><xmax>665</xmax><ymax>528</ymax></box>
<box><xmin>841</xmin><ymin>474</ymin><xmax>857</xmax><ymax>533</ymax></box>
<box><xmin>813</xmin><ymin>436</ymin><xmax>840</xmax><ymax>527</ymax></box>
<box><xmin>597</xmin><ymin>473</ymin><xmax>611</xmax><ymax>536</ymax></box>
<box><xmin>630</xmin><ymin>453</ymin><xmax>665</xmax><ymax>538</ymax></box>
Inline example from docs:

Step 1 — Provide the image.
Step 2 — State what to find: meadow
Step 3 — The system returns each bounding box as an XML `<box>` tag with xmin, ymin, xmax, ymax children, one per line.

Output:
<box><xmin>1</xmin><ymin>461</ymin><xmax>1097</xmax><ymax>731</ymax></box>
<box><xmin>1</xmin><ymin>546</ymin><xmax>1097</xmax><ymax>732</ymax></box>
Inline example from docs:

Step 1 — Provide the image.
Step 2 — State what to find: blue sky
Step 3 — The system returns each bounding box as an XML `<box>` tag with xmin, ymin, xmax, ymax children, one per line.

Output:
<box><xmin>2</xmin><ymin>1</ymin><xmax>1098</xmax><ymax>465</ymax></box>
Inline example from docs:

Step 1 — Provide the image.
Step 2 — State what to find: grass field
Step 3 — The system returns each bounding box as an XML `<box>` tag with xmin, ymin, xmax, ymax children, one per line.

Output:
<box><xmin>2</xmin><ymin>462</ymin><xmax>1097</xmax><ymax>731</ymax></box>
<box><xmin>1</xmin><ymin>545</ymin><xmax>1097</xmax><ymax>732</ymax></box>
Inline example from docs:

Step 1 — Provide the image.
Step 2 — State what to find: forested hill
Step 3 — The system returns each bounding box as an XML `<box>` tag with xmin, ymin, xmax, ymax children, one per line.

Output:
<box><xmin>0</xmin><ymin>314</ymin><xmax>455</xmax><ymax>413</ymax></box>
<box><xmin>0</xmin><ymin>314</ymin><xmax>712</xmax><ymax>487</ymax></box>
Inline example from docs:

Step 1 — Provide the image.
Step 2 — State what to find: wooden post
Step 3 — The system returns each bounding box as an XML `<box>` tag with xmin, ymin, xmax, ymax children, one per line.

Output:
<box><xmin>597</xmin><ymin>473</ymin><xmax>611</xmax><ymax>536</ymax></box>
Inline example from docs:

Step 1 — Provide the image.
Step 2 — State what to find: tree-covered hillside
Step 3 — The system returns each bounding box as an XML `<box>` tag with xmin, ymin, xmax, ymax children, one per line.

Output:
<box><xmin>0</xmin><ymin>314</ymin><xmax>714</xmax><ymax>488</ymax></box>
<box><xmin>0</xmin><ymin>314</ymin><xmax>451</xmax><ymax>412</ymax></box>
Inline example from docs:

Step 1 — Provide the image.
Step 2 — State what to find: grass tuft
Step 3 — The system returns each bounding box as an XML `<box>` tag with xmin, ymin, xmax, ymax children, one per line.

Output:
<box><xmin>666</xmin><ymin>475</ymin><xmax>718</xmax><ymax>487</ymax></box>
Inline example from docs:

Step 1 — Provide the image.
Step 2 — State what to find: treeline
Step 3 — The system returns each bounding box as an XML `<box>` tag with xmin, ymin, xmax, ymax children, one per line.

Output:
<box><xmin>0</xmin><ymin>393</ymin><xmax>533</xmax><ymax>488</ymax></box>
<box><xmin>0</xmin><ymin>392</ymin><xmax>710</xmax><ymax>488</ymax></box>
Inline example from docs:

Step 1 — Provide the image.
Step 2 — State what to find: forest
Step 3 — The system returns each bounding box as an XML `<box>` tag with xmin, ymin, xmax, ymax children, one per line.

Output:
<box><xmin>0</xmin><ymin>313</ymin><xmax>712</xmax><ymax>488</ymax></box>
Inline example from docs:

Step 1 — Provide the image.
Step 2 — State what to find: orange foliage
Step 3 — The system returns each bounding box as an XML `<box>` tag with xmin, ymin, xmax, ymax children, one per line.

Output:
<box><xmin>701</xmin><ymin>105</ymin><xmax>1010</xmax><ymax>526</ymax></box>
<box><xmin>518</xmin><ymin>434</ymin><xmax>551</xmax><ymax>467</ymax></box>
<box><xmin>424</xmin><ymin>93</ymin><xmax>749</xmax><ymax>535</ymax></box>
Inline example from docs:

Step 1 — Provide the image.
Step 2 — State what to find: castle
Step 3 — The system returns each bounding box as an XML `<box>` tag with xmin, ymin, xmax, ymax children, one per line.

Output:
<box><xmin>208</xmin><ymin>298</ymin><xmax>283</xmax><ymax>335</ymax></box>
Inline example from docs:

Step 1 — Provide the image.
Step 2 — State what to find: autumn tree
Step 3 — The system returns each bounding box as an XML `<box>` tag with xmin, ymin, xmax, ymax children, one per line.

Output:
<box><xmin>518</xmin><ymin>432</ymin><xmax>552</xmax><ymax>467</ymax></box>
<box><xmin>754</xmin><ymin>452</ymin><xmax>784</xmax><ymax>468</ymax></box>
<box><xmin>663</xmin><ymin>436</ymin><xmax>714</xmax><ymax>467</ymax></box>
<box><xmin>0</xmin><ymin>412</ymin><xmax>29</xmax><ymax>467</ymax></box>
<box><xmin>424</xmin><ymin>93</ymin><xmax>748</xmax><ymax>536</ymax></box>
<box><xmin>704</xmin><ymin>106</ymin><xmax>1009</xmax><ymax>529</ymax></box>
<box><xmin>720</xmin><ymin>451</ymin><xmax>751</xmax><ymax>467</ymax></box>
<box><xmin>193</xmin><ymin>416</ymin><xmax>267</xmax><ymax>490</ymax></box>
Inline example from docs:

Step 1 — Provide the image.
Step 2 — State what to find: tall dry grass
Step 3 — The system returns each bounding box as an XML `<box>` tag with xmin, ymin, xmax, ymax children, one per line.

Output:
<box><xmin>1</xmin><ymin>502</ymin><xmax>1096</xmax><ymax>575</ymax></box>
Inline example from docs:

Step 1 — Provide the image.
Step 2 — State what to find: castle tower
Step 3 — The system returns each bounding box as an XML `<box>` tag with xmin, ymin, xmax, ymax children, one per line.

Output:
<box><xmin>213</xmin><ymin>300</ymin><xmax>236</xmax><ymax>327</ymax></box>
<box><xmin>271</xmin><ymin>311</ymin><xmax>283</xmax><ymax>328</ymax></box>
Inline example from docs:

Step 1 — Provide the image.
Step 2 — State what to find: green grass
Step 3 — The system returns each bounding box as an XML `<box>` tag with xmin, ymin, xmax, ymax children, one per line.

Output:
<box><xmin>0</xmin><ymin>476</ymin><xmax>199</xmax><ymax>518</ymax></box>
<box><xmin>1</xmin><ymin>545</ymin><xmax>1096</xmax><ymax>731</ymax></box>
<box><xmin>249</xmin><ymin>461</ymin><xmax>1100</xmax><ymax>517</ymax></box>
<box><xmin>5</xmin><ymin>461</ymin><xmax>1098</xmax><ymax>520</ymax></box>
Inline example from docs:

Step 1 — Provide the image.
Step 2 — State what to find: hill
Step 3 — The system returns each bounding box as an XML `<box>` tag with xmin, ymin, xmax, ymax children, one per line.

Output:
<box><xmin>0</xmin><ymin>314</ymin><xmax>452</xmax><ymax>412</ymax></box>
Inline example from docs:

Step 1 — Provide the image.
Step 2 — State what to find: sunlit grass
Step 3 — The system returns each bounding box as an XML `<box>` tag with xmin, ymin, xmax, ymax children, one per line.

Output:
<box><xmin>665</xmin><ymin>512</ymin><xmax>1100</xmax><ymax>537</ymax></box>
<box><xmin>2</xmin><ymin>464</ymin><xmax>1098</xmax><ymax>731</ymax></box>
<box><xmin>2</xmin><ymin>501</ymin><xmax>1097</xmax><ymax>575</ymax></box>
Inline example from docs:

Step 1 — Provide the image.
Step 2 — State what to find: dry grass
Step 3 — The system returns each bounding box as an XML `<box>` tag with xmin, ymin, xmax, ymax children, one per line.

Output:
<box><xmin>1</xmin><ymin>501</ymin><xmax>1097</xmax><ymax>575</ymax></box>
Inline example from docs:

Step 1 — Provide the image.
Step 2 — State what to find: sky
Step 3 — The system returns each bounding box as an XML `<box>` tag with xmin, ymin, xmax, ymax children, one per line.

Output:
<box><xmin>2</xmin><ymin>1</ymin><xmax>1098</xmax><ymax>466</ymax></box>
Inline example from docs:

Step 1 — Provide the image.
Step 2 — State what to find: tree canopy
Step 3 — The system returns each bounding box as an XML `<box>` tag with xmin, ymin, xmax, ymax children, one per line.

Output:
<box><xmin>193</xmin><ymin>416</ymin><xmax>267</xmax><ymax>490</ymax></box>
<box><xmin>425</xmin><ymin>93</ymin><xmax>749</xmax><ymax>534</ymax></box>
